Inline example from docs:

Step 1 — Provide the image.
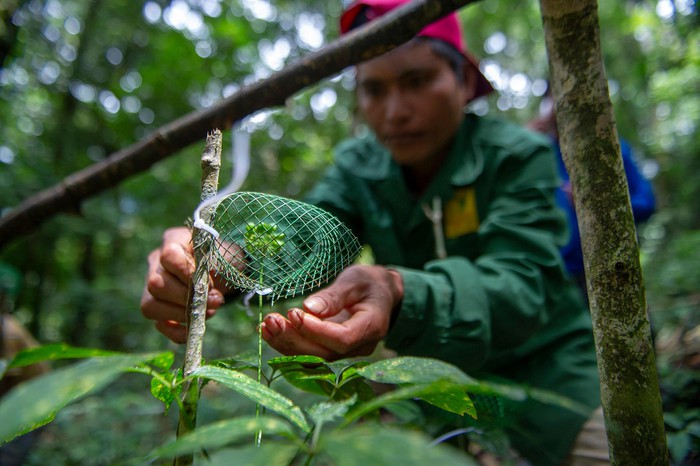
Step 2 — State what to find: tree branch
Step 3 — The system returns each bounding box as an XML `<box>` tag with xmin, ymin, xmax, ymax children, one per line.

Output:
<box><xmin>175</xmin><ymin>130</ymin><xmax>222</xmax><ymax>466</ymax></box>
<box><xmin>0</xmin><ymin>0</ymin><xmax>478</xmax><ymax>248</ymax></box>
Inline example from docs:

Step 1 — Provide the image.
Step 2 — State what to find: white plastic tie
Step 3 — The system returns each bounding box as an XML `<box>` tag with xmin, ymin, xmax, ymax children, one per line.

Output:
<box><xmin>243</xmin><ymin>287</ymin><xmax>275</xmax><ymax>312</ymax></box>
<box><xmin>193</xmin><ymin>218</ymin><xmax>220</xmax><ymax>238</ymax></box>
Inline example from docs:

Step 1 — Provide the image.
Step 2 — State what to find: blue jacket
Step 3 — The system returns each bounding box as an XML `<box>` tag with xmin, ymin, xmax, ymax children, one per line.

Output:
<box><xmin>554</xmin><ymin>138</ymin><xmax>656</xmax><ymax>275</ymax></box>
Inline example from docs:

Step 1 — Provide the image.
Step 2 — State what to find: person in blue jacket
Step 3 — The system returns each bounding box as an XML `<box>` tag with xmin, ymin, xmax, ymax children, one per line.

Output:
<box><xmin>528</xmin><ymin>96</ymin><xmax>656</xmax><ymax>298</ymax></box>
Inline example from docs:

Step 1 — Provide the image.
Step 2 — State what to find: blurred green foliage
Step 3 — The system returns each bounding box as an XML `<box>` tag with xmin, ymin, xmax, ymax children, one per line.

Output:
<box><xmin>0</xmin><ymin>0</ymin><xmax>698</xmax><ymax>463</ymax></box>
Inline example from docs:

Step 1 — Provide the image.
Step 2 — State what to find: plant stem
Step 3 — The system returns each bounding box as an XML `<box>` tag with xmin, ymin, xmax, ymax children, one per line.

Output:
<box><xmin>243</xmin><ymin>223</ymin><xmax>284</xmax><ymax>447</ymax></box>
<box><xmin>255</xmin><ymin>267</ymin><xmax>264</xmax><ymax>446</ymax></box>
<box><xmin>174</xmin><ymin>129</ymin><xmax>222</xmax><ymax>466</ymax></box>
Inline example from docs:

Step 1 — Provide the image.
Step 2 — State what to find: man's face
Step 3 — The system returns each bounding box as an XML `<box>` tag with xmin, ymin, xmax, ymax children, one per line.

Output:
<box><xmin>356</xmin><ymin>40</ymin><xmax>474</xmax><ymax>172</ymax></box>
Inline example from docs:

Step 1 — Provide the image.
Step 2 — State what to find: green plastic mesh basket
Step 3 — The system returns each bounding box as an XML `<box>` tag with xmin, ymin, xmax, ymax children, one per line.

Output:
<box><xmin>207</xmin><ymin>192</ymin><xmax>361</xmax><ymax>301</ymax></box>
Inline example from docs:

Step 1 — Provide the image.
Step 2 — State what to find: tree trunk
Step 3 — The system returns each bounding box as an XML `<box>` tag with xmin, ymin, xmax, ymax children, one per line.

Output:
<box><xmin>539</xmin><ymin>0</ymin><xmax>668</xmax><ymax>464</ymax></box>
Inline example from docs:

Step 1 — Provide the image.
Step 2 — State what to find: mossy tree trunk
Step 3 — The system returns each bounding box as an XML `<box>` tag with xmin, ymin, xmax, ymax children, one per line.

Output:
<box><xmin>539</xmin><ymin>0</ymin><xmax>668</xmax><ymax>464</ymax></box>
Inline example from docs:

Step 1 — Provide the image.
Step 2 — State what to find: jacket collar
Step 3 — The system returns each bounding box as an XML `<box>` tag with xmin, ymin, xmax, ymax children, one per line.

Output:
<box><xmin>335</xmin><ymin>113</ymin><xmax>484</xmax><ymax>188</ymax></box>
<box><xmin>334</xmin><ymin>114</ymin><xmax>486</xmax><ymax>235</ymax></box>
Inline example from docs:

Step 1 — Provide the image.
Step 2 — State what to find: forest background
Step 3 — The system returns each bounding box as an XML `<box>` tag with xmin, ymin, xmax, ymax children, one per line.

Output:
<box><xmin>0</xmin><ymin>0</ymin><xmax>698</xmax><ymax>464</ymax></box>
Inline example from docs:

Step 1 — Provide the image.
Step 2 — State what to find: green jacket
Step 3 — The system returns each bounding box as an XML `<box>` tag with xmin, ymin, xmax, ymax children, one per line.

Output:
<box><xmin>305</xmin><ymin>113</ymin><xmax>601</xmax><ymax>465</ymax></box>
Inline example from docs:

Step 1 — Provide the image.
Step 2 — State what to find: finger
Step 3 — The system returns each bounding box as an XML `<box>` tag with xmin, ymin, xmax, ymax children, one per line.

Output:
<box><xmin>154</xmin><ymin>320</ymin><xmax>187</xmax><ymax>344</ymax></box>
<box><xmin>286</xmin><ymin>307</ymin><xmax>383</xmax><ymax>355</ymax></box>
<box><xmin>326</xmin><ymin>309</ymin><xmax>352</xmax><ymax>324</ymax></box>
<box><xmin>159</xmin><ymin>228</ymin><xmax>196</xmax><ymax>285</ymax></box>
<box><xmin>261</xmin><ymin>313</ymin><xmax>337</xmax><ymax>359</ymax></box>
<box><xmin>141</xmin><ymin>290</ymin><xmax>188</xmax><ymax>322</ymax></box>
<box><xmin>142</xmin><ymin>285</ymin><xmax>221</xmax><ymax>322</ymax></box>
<box><xmin>145</xmin><ymin>264</ymin><xmax>191</xmax><ymax>307</ymax></box>
<box><xmin>207</xmin><ymin>288</ymin><xmax>226</xmax><ymax>309</ymax></box>
<box><xmin>302</xmin><ymin>278</ymin><xmax>363</xmax><ymax>318</ymax></box>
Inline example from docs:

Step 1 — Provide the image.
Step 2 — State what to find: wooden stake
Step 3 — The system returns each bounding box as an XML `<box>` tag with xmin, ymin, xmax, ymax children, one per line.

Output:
<box><xmin>175</xmin><ymin>129</ymin><xmax>222</xmax><ymax>466</ymax></box>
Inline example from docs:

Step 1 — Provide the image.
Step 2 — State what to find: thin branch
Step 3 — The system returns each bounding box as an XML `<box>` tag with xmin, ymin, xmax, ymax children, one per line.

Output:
<box><xmin>175</xmin><ymin>130</ymin><xmax>222</xmax><ymax>466</ymax></box>
<box><xmin>0</xmin><ymin>0</ymin><xmax>478</xmax><ymax>248</ymax></box>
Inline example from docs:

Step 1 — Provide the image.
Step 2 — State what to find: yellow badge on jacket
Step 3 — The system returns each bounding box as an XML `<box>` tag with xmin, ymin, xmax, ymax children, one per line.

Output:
<box><xmin>444</xmin><ymin>186</ymin><xmax>479</xmax><ymax>238</ymax></box>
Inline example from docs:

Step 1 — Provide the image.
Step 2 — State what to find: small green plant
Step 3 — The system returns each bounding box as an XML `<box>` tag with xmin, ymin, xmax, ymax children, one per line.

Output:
<box><xmin>0</xmin><ymin>138</ymin><xmax>587</xmax><ymax>465</ymax></box>
<box><xmin>244</xmin><ymin>222</ymin><xmax>286</xmax><ymax>259</ymax></box>
<box><xmin>244</xmin><ymin>220</ymin><xmax>287</xmax><ymax>445</ymax></box>
<box><xmin>0</xmin><ymin>344</ymin><xmax>588</xmax><ymax>465</ymax></box>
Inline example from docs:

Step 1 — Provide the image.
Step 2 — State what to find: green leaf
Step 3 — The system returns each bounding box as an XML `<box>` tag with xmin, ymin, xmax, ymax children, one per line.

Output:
<box><xmin>334</xmin><ymin>375</ymin><xmax>377</xmax><ymax>402</ymax></box>
<box><xmin>149</xmin><ymin>415</ymin><xmax>295</xmax><ymax>459</ymax></box>
<box><xmin>421</xmin><ymin>385</ymin><xmax>477</xmax><ymax>418</ymax></box>
<box><xmin>522</xmin><ymin>386</ymin><xmax>591</xmax><ymax>418</ymax></box>
<box><xmin>268</xmin><ymin>355</ymin><xmax>336</xmax><ymax>396</ymax></box>
<box><xmin>148</xmin><ymin>352</ymin><xmax>175</xmax><ymax>372</ymax></box>
<box><xmin>192</xmin><ymin>365</ymin><xmax>311</xmax><ymax>433</ymax></box>
<box><xmin>343</xmin><ymin>381</ymin><xmax>475</xmax><ymax>426</ymax></box>
<box><xmin>150</xmin><ymin>368</ymin><xmax>182</xmax><ymax>414</ymax></box>
<box><xmin>0</xmin><ymin>352</ymin><xmax>168</xmax><ymax>444</ymax></box>
<box><xmin>321</xmin><ymin>424</ymin><xmax>479</xmax><ymax>466</ymax></box>
<box><xmin>211</xmin><ymin>351</ymin><xmax>259</xmax><ymax>372</ymax></box>
<box><xmin>245</xmin><ymin>222</ymin><xmax>286</xmax><ymax>258</ymax></box>
<box><xmin>8</xmin><ymin>343</ymin><xmax>120</xmax><ymax>369</ymax></box>
<box><xmin>150</xmin><ymin>376</ymin><xmax>173</xmax><ymax>410</ymax></box>
<box><xmin>267</xmin><ymin>355</ymin><xmax>372</xmax><ymax>400</ymax></box>
<box><xmin>664</xmin><ymin>411</ymin><xmax>686</xmax><ymax>430</ymax></box>
<box><xmin>358</xmin><ymin>357</ymin><xmax>588</xmax><ymax>418</ymax></box>
<box><xmin>267</xmin><ymin>354</ymin><xmax>328</xmax><ymax>368</ymax></box>
<box><xmin>205</xmin><ymin>443</ymin><xmax>299</xmax><ymax>466</ymax></box>
<box><xmin>307</xmin><ymin>395</ymin><xmax>358</xmax><ymax>427</ymax></box>
<box><xmin>358</xmin><ymin>356</ymin><xmax>475</xmax><ymax>385</ymax></box>
<box><xmin>381</xmin><ymin>399</ymin><xmax>425</xmax><ymax>425</ymax></box>
<box><xmin>667</xmin><ymin>430</ymin><xmax>691</xmax><ymax>463</ymax></box>
<box><xmin>327</xmin><ymin>360</ymin><xmax>370</xmax><ymax>380</ymax></box>
<box><xmin>686</xmin><ymin>420</ymin><xmax>700</xmax><ymax>438</ymax></box>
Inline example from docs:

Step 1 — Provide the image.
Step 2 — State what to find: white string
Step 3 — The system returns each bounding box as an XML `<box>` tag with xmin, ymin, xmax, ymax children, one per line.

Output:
<box><xmin>421</xmin><ymin>196</ymin><xmax>447</xmax><ymax>259</ymax></box>
<box><xmin>192</xmin><ymin>121</ymin><xmax>251</xmax><ymax>238</ymax></box>
<box><xmin>243</xmin><ymin>287</ymin><xmax>274</xmax><ymax>317</ymax></box>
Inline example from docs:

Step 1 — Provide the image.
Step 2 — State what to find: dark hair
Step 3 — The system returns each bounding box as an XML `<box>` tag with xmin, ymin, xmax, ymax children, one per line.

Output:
<box><xmin>348</xmin><ymin>6</ymin><xmax>467</xmax><ymax>82</ymax></box>
<box><xmin>415</xmin><ymin>37</ymin><xmax>466</xmax><ymax>83</ymax></box>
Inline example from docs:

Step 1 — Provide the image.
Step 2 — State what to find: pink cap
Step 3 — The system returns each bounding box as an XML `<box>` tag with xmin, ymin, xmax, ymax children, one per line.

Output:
<box><xmin>340</xmin><ymin>0</ymin><xmax>494</xmax><ymax>99</ymax></box>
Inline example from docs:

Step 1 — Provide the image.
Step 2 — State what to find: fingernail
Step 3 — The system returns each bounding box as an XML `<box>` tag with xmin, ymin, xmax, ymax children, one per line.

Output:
<box><xmin>209</xmin><ymin>290</ymin><xmax>225</xmax><ymax>306</ymax></box>
<box><xmin>304</xmin><ymin>297</ymin><xmax>326</xmax><ymax>314</ymax></box>
<box><xmin>264</xmin><ymin>316</ymin><xmax>281</xmax><ymax>336</ymax></box>
<box><xmin>259</xmin><ymin>322</ymin><xmax>269</xmax><ymax>338</ymax></box>
<box><xmin>288</xmin><ymin>308</ymin><xmax>304</xmax><ymax>327</ymax></box>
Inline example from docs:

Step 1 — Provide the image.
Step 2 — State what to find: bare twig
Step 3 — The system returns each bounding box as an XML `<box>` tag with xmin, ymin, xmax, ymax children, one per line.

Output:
<box><xmin>175</xmin><ymin>130</ymin><xmax>222</xmax><ymax>466</ymax></box>
<box><xmin>0</xmin><ymin>0</ymin><xmax>478</xmax><ymax>248</ymax></box>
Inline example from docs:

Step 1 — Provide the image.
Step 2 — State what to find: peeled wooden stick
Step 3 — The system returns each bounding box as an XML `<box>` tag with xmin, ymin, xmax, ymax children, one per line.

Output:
<box><xmin>175</xmin><ymin>129</ymin><xmax>222</xmax><ymax>466</ymax></box>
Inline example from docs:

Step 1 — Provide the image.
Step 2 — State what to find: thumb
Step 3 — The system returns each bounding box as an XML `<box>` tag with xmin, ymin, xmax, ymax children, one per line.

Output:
<box><xmin>302</xmin><ymin>277</ymin><xmax>360</xmax><ymax>318</ymax></box>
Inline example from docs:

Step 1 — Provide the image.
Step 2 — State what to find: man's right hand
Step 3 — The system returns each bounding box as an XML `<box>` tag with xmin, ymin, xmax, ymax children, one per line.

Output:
<box><xmin>140</xmin><ymin>227</ymin><xmax>227</xmax><ymax>343</ymax></box>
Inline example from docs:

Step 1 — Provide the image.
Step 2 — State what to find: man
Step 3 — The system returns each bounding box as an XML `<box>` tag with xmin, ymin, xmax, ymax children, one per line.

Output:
<box><xmin>142</xmin><ymin>1</ymin><xmax>606</xmax><ymax>464</ymax></box>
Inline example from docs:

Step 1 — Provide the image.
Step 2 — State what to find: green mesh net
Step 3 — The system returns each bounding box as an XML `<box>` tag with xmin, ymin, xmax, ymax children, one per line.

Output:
<box><xmin>207</xmin><ymin>192</ymin><xmax>361</xmax><ymax>301</ymax></box>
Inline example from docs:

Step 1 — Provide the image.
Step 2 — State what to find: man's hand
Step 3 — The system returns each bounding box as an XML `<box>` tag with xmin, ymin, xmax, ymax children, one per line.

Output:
<box><xmin>260</xmin><ymin>265</ymin><xmax>404</xmax><ymax>360</ymax></box>
<box><xmin>140</xmin><ymin>227</ymin><xmax>228</xmax><ymax>343</ymax></box>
